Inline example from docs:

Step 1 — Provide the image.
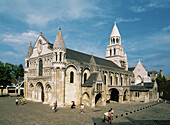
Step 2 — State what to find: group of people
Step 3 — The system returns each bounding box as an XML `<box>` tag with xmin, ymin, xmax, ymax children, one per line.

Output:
<box><xmin>15</xmin><ymin>96</ymin><xmax>26</xmax><ymax>105</ymax></box>
<box><xmin>52</xmin><ymin>101</ymin><xmax>85</xmax><ymax>114</ymax></box>
<box><xmin>103</xmin><ymin>108</ymin><xmax>114</xmax><ymax>124</ymax></box>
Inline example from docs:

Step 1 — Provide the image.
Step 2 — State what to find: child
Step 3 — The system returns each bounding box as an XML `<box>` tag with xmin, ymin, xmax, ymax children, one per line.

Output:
<box><xmin>16</xmin><ymin>98</ymin><xmax>19</xmax><ymax>105</ymax></box>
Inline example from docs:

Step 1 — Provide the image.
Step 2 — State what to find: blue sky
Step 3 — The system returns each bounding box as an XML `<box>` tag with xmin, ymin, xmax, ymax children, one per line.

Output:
<box><xmin>0</xmin><ymin>0</ymin><xmax>170</xmax><ymax>76</ymax></box>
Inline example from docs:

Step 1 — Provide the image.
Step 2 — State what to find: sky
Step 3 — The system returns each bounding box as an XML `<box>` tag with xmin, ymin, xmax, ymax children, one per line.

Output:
<box><xmin>0</xmin><ymin>0</ymin><xmax>170</xmax><ymax>76</ymax></box>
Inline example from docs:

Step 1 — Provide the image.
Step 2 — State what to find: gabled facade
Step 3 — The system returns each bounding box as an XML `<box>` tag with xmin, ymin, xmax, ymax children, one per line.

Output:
<box><xmin>24</xmin><ymin>25</ymin><xmax>133</xmax><ymax>108</ymax></box>
<box><xmin>129</xmin><ymin>59</ymin><xmax>151</xmax><ymax>85</ymax></box>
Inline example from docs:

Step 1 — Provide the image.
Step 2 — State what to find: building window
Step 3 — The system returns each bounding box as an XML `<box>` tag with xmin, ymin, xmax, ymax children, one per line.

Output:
<box><xmin>115</xmin><ymin>76</ymin><xmax>118</xmax><ymax>85</ymax></box>
<box><xmin>27</xmin><ymin>60</ymin><xmax>29</xmax><ymax>68</ymax></box>
<box><xmin>110</xmin><ymin>76</ymin><xmax>112</xmax><ymax>85</ymax></box>
<box><xmin>39</xmin><ymin>59</ymin><xmax>43</xmax><ymax>76</ymax></box>
<box><xmin>135</xmin><ymin>92</ymin><xmax>139</xmax><ymax>97</ymax></box>
<box><xmin>124</xmin><ymin>77</ymin><xmax>127</xmax><ymax>86</ymax></box>
<box><xmin>110</xmin><ymin>49</ymin><xmax>112</xmax><ymax>56</ymax></box>
<box><xmin>59</xmin><ymin>52</ymin><xmax>62</xmax><ymax>62</ymax></box>
<box><xmin>104</xmin><ymin>75</ymin><xmax>106</xmax><ymax>85</ymax></box>
<box><xmin>114</xmin><ymin>48</ymin><xmax>116</xmax><ymax>55</ymax></box>
<box><xmin>56</xmin><ymin>53</ymin><xmax>58</xmax><ymax>61</ymax></box>
<box><xmin>113</xmin><ymin>38</ymin><xmax>115</xmax><ymax>43</ymax></box>
<box><xmin>121</xmin><ymin>77</ymin><xmax>123</xmax><ymax>86</ymax></box>
<box><xmin>84</xmin><ymin>73</ymin><xmax>87</xmax><ymax>83</ymax></box>
<box><xmin>70</xmin><ymin>71</ymin><xmax>74</xmax><ymax>83</ymax></box>
<box><xmin>97</xmin><ymin>83</ymin><xmax>102</xmax><ymax>92</ymax></box>
<box><xmin>116</xmin><ymin>38</ymin><xmax>119</xmax><ymax>43</ymax></box>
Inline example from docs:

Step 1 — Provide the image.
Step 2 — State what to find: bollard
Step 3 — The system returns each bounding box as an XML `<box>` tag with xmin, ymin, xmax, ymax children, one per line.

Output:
<box><xmin>116</xmin><ymin>116</ymin><xmax>118</xmax><ymax>118</ymax></box>
<box><xmin>126</xmin><ymin>113</ymin><xmax>128</xmax><ymax>115</ymax></box>
<box><xmin>121</xmin><ymin>114</ymin><xmax>123</xmax><ymax>117</ymax></box>
<box><xmin>134</xmin><ymin>110</ymin><xmax>136</xmax><ymax>112</ymax></box>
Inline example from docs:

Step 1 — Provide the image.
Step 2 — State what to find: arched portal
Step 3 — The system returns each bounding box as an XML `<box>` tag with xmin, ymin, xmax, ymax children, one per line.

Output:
<box><xmin>95</xmin><ymin>93</ymin><xmax>102</xmax><ymax>104</ymax></box>
<box><xmin>123</xmin><ymin>90</ymin><xmax>128</xmax><ymax>101</ymax></box>
<box><xmin>110</xmin><ymin>88</ymin><xmax>119</xmax><ymax>102</ymax></box>
<box><xmin>82</xmin><ymin>92</ymin><xmax>90</xmax><ymax>106</ymax></box>
<box><xmin>136</xmin><ymin>75</ymin><xmax>143</xmax><ymax>84</ymax></box>
<box><xmin>36</xmin><ymin>82</ymin><xmax>44</xmax><ymax>102</ymax></box>
<box><xmin>29</xmin><ymin>83</ymin><xmax>34</xmax><ymax>99</ymax></box>
<box><xmin>45</xmin><ymin>84</ymin><xmax>52</xmax><ymax>103</ymax></box>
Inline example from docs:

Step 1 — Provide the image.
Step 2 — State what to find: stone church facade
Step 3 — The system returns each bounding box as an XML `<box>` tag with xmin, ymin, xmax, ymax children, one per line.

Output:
<box><xmin>24</xmin><ymin>23</ymin><xmax>133</xmax><ymax>107</ymax></box>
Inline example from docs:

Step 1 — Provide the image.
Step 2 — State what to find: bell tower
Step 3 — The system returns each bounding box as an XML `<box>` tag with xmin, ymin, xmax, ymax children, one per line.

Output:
<box><xmin>106</xmin><ymin>22</ymin><xmax>128</xmax><ymax>70</ymax></box>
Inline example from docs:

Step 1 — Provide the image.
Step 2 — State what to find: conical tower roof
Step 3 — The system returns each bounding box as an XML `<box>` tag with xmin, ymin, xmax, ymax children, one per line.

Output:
<box><xmin>25</xmin><ymin>42</ymin><xmax>33</xmax><ymax>58</ymax></box>
<box><xmin>89</xmin><ymin>54</ymin><xmax>97</xmax><ymax>72</ymax></box>
<box><xmin>110</xmin><ymin>22</ymin><xmax>120</xmax><ymax>37</ymax></box>
<box><xmin>53</xmin><ymin>28</ymin><xmax>66</xmax><ymax>50</ymax></box>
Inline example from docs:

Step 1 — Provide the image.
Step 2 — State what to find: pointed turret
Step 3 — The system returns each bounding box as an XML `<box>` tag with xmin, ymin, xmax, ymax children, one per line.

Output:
<box><xmin>89</xmin><ymin>54</ymin><xmax>97</xmax><ymax>72</ymax></box>
<box><xmin>25</xmin><ymin>42</ymin><xmax>33</xmax><ymax>58</ymax></box>
<box><xmin>110</xmin><ymin>22</ymin><xmax>120</xmax><ymax>37</ymax></box>
<box><xmin>53</xmin><ymin>28</ymin><xmax>66</xmax><ymax>50</ymax></box>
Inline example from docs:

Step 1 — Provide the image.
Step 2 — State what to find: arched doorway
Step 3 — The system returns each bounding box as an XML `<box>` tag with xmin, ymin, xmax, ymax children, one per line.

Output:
<box><xmin>29</xmin><ymin>83</ymin><xmax>34</xmax><ymax>99</ymax></box>
<box><xmin>36</xmin><ymin>82</ymin><xmax>44</xmax><ymax>102</ymax></box>
<box><xmin>45</xmin><ymin>84</ymin><xmax>52</xmax><ymax>103</ymax></box>
<box><xmin>110</xmin><ymin>88</ymin><xmax>119</xmax><ymax>102</ymax></box>
<box><xmin>123</xmin><ymin>90</ymin><xmax>128</xmax><ymax>101</ymax></box>
<box><xmin>95</xmin><ymin>93</ymin><xmax>102</xmax><ymax>104</ymax></box>
<box><xmin>82</xmin><ymin>92</ymin><xmax>90</xmax><ymax>106</ymax></box>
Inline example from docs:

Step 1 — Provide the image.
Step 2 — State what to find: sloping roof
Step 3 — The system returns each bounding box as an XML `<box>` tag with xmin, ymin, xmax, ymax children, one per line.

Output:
<box><xmin>128</xmin><ymin>67</ymin><xmax>135</xmax><ymax>72</ymax></box>
<box><xmin>130</xmin><ymin>85</ymin><xmax>149</xmax><ymax>91</ymax></box>
<box><xmin>66</xmin><ymin>48</ymin><xmax>123</xmax><ymax>70</ymax></box>
<box><xmin>130</xmin><ymin>82</ymin><xmax>154</xmax><ymax>91</ymax></box>
<box><xmin>82</xmin><ymin>72</ymin><xmax>98</xmax><ymax>87</ymax></box>
<box><xmin>144</xmin><ymin>82</ymin><xmax>154</xmax><ymax>88</ymax></box>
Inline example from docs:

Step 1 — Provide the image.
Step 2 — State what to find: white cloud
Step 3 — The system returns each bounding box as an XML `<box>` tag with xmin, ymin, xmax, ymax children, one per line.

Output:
<box><xmin>2</xmin><ymin>31</ymin><xmax>39</xmax><ymax>44</ymax></box>
<box><xmin>0</xmin><ymin>0</ymin><xmax>100</xmax><ymax>27</ymax></box>
<box><xmin>116</xmin><ymin>17</ymin><xmax>140</xmax><ymax>23</ymax></box>
<box><xmin>3</xmin><ymin>51</ymin><xmax>22</xmax><ymax>57</ymax></box>
<box><xmin>130</xmin><ymin>1</ymin><xmax>170</xmax><ymax>13</ymax></box>
<box><xmin>130</xmin><ymin>6</ymin><xmax>146</xmax><ymax>13</ymax></box>
<box><xmin>93</xmin><ymin>22</ymin><xmax>107</xmax><ymax>27</ymax></box>
<box><xmin>162</xmin><ymin>25</ymin><xmax>170</xmax><ymax>31</ymax></box>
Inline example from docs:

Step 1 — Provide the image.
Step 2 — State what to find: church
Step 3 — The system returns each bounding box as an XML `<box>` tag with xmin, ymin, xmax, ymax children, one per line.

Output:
<box><xmin>24</xmin><ymin>22</ymin><xmax>136</xmax><ymax>107</ymax></box>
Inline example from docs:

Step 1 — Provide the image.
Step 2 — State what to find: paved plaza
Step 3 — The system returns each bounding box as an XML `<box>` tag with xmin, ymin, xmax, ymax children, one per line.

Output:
<box><xmin>0</xmin><ymin>96</ymin><xmax>170</xmax><ymax>125</ymax></box>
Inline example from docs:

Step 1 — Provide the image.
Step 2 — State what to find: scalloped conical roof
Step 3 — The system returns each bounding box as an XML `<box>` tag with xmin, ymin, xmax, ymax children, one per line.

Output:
<box><xmin>53</xmin><ymin>28</ymin><xmax>66</xmax><ymax>50</ymax></box>
<box><xmin>25</xmin><ymin>42</ymin><xmax>33</xmax><ymax>58</ymax></box>
<box><xmin>110</xmin><ymin>22</ymin><xmax>120</xmax><ymax>37</ymax></box>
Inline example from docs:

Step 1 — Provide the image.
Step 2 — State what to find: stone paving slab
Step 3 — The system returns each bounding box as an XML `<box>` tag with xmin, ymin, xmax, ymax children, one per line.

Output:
<box><xmin>0</xmin><ymin>97</ymin><xmax>170</xmax><ymax>125</ymax></box>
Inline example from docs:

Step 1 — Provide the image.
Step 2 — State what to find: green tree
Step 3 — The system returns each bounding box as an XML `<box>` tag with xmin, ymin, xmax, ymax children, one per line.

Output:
<box><xmin>0</xmin><ymin>61</ymin><xmax>13</xmax><ymax>95</ymax></box>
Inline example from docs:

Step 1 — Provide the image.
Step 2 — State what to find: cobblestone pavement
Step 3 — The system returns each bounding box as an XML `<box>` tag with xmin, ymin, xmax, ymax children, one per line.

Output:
<box><xmin>0</xmin><ymin>96</ymin><xmax>170</xmax><ymax>125</ymax></box>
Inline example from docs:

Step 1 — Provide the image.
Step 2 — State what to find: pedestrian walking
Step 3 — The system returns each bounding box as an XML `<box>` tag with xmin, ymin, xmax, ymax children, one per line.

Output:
<box><xmin>80</xmin><ymin>104</ymin><xmax>85</xmax><ymax>114</ymax></box>
<box><xmin>52</xmin><ymin>101</ymin><xmax>57</xmax><ymax>112</ymax></box>
<box><xmin>15</xmin><ymin>98</ymin><xmax>19</xmax><ymax>105</ymax></box>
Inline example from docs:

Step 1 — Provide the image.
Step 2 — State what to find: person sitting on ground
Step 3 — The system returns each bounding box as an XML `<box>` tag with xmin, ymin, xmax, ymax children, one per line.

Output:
<box><xmin>71</xmin><ymin>101</ymin><xmax>76</xmax><ymax>109</ymax></box>
<box><xmin>80</xmin><ymin>104</ymin><xmax>85</xmax><ymax>113</ymax></box>
<box><xmin>19</xmin><ymin>98</ymin><xmax>22</xmax><ymax>105</ymax></box>
<box><xmin>22</xmin><ymin>96</ymin><xmax>26</xmax><ymax>105</ymax></box>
